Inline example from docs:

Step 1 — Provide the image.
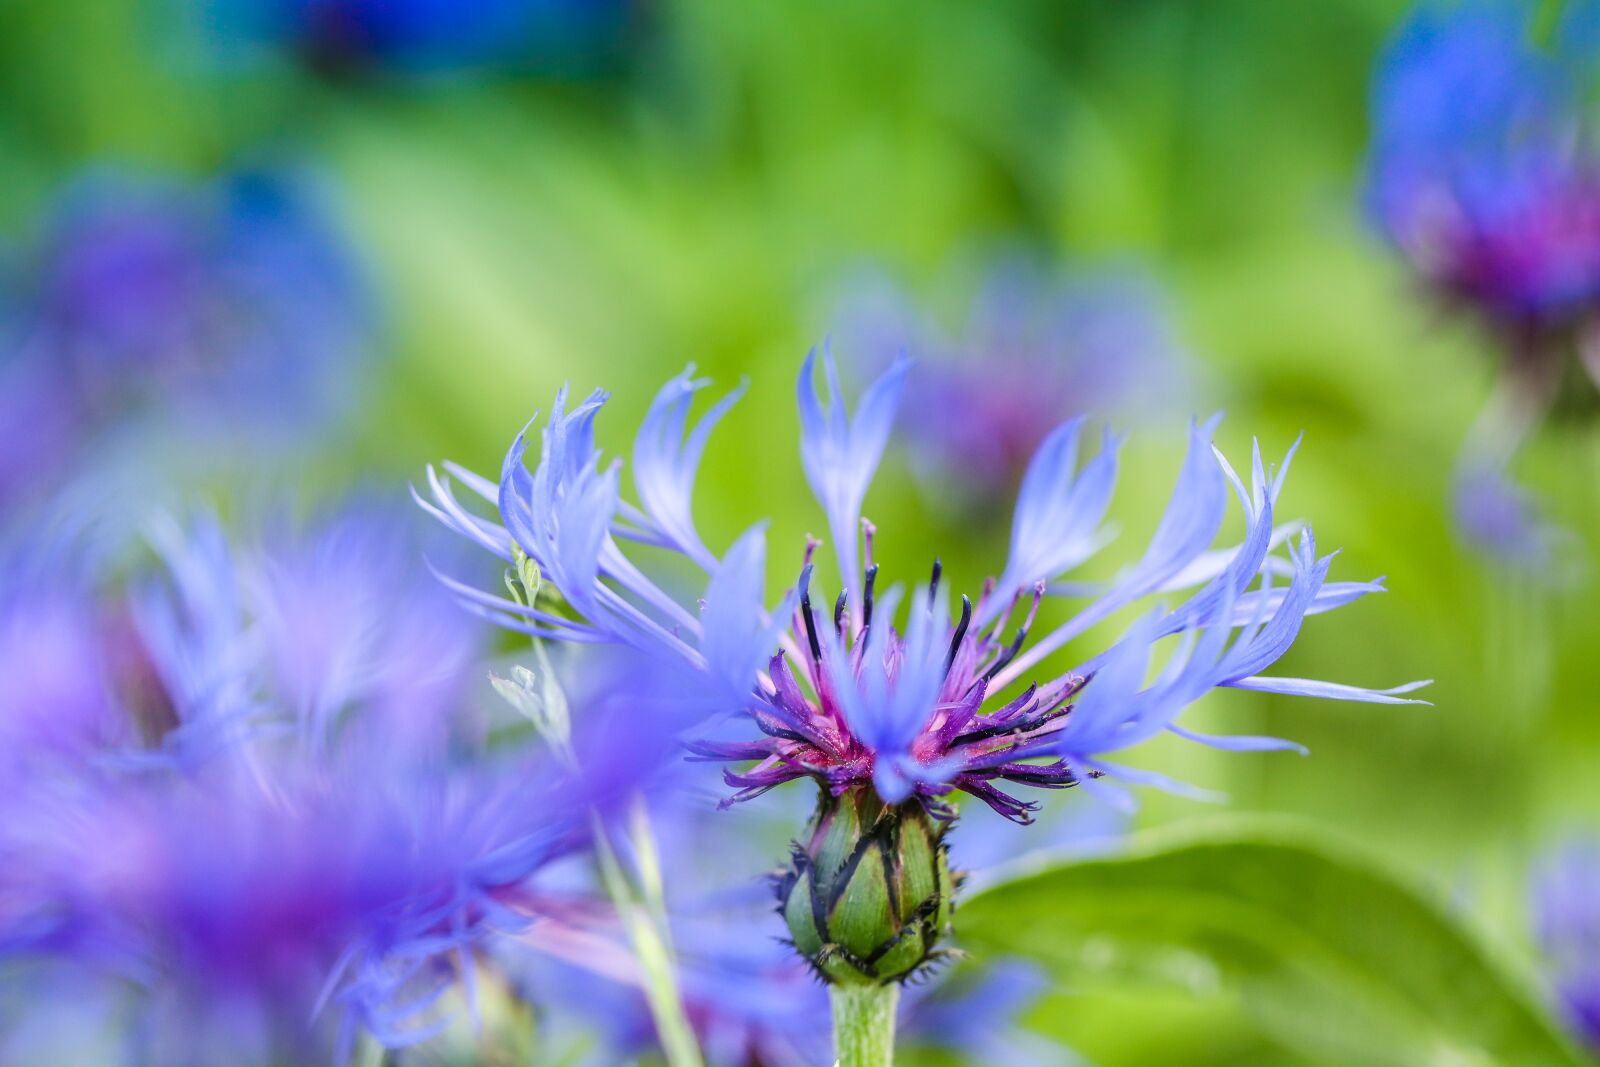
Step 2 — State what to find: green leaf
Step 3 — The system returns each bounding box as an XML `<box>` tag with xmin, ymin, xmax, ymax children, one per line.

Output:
<box><xmin>956</xmin><ymin>817</ymin><xmax>1585</xmax><ymax>1067</ymax></box>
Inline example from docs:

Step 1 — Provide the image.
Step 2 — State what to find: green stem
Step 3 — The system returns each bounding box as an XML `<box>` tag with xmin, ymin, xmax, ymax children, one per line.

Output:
<box><xmin>591</xmin><ymin>809</ymin><xmax>705</xmax><ymax>1067</ymax></box>
<box><xmin>830</xmin><ymin>983</ymin><xmax>899</xmax><ymax>1067</ymax></box>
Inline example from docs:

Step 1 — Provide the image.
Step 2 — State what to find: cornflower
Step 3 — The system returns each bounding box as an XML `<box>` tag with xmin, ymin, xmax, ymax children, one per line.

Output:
<box><xmin>1366</xmin><ymin>0</ymin><xmax>1600</xmax><ymax>565</ymax></box>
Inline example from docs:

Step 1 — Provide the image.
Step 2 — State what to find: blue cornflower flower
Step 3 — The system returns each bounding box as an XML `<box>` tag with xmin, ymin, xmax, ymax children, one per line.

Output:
<box><xmin>422</xmin><ymin>351</ymin><xmax>1426</xmax><ymax>821</ymax></box>
<box><xmin>1366</xmin><ymin>1</ymin><xmax>1600</xmax><ymax>566</ymax></box>
<box><xmin>834</xmin><ymin>257</ymin><xmax>1191</xmax><ymax>511</ymax></box>
<box><xmin>1366</xmin><ymin>0</ymin><xmax>1600</xmax><ymax>333</ymax></box>
<box><xmin>33</xmin><ymin>742</ymin><xmax>590</xmax><ymax>1066</ymax></box>
<box><xmin>0</xmin><ymin>504</ymin><xmax>678</xmax><ymax>1064</ymax></box>
<box><xmin>1533</xmin><ymin>836</ymin><xmax>1600</xmax><ymax>1050</ymax></box>
<box><xmin>201</xmin><ymin>0</ymin><xmax>633</xmax><ymax>79</ymax></box>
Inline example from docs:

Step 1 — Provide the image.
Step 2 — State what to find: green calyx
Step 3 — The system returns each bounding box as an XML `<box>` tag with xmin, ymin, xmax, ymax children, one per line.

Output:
<box><xmin>778</xmin><ymin>786</ymin><xmax>957</xmax><ymax>986</ymax></box>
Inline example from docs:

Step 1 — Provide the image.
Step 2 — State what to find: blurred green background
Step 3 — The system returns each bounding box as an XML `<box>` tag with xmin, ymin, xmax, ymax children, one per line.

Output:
<box><xmin>4</xmin><ymin>1</ymin><xmax>1597</xmax><ymax>1063</ymax></box>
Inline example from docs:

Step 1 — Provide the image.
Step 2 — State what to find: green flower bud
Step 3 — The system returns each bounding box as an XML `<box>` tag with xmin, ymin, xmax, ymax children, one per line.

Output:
<box><xmin>778</xmin><ymin>787</ymin><xmax>956</xmax><ymax>985</ymax></box>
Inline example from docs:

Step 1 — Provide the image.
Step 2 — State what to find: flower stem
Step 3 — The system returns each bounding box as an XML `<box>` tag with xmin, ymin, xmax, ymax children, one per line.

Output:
<box><xmin>592</xmin><ymin>807</ymin><xmax>704</xmax><ymax>1067</ymax></box>
<box><xmin>830</xmin><ymin>983</ymin><xmax>899</xmax><ymax>1067</ymax></box>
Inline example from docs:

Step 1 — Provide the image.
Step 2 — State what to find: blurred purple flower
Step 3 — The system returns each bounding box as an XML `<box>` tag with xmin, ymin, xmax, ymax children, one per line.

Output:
<box><xmin>251</xmin><ymin>508</ymin><xmax>482</xmax><ymax>748</ymax></box>
<box><xmin>527</xmin><ymin>923</ymin><xmax>1069</xmax><ymax>1067</ymax></box>
<box><xmin>835</xmin><ymin>259</ymin><xmax>1190</xmax><ymax>511</ymax></box>
<box><xmin>0</xmin><ymin>350</ymin><xmax>83</xmax><ymax>510</ymax></box>
<box><xmin>201</xmin><ymin>0</ymin><xmax>635</xmax><ymax>79</ymax></box>
<box><xmin>124</xmin><ymin>503</ymin><xmax>485</xmax><ymax>766</ymax></box>
<box><xmin>0</xmin><ymin>566</ymin><xmax>132</xmax><ymax>773</ymax></box>
<box><xmin>1366</xmin><ymin>1</ymin><xmax>1600</xmax><ymax>334</ymax></box>
<box><xmin>528</xmin><ymin>912</ymin><xmax>834</xmax><ymax>1067</ymax></box>
<box><xmin>32</xmin><ymin>742</ymin><xmax>589</xmax><ymax>1065</ymax></box>
<box><xmin>1452</xmin><ymin>460</ymin><xmax>1571</xmax><ymax>571</ymax></box>
<box><xmin>0</xmin><ymin>559</ymin><xmax>145</xmax><ymax>975</ymax></box>
<box><xmin>129</xmin><ymin>514</ymin><xmax>263</xmax><ymax>763</ymax></box>
<box><xmin>1532</xmin><ymin>836</ymin><xmax>1600</xmax><ymax>1050</ymax></box>
<box><xmin>422</xmin><ymin>352</ymin><xmax>1426</xmax><ymax>821</ymax></box>
<box><xmin>0</xmin><ymin>502</ymin><xmax>693</xmax><ymax>1063</ymax></box>
<box><xmin>0</xmin><ymin>166</ymin><xmax>370</xmax><ymax>515</ymax></box>
<box><xmin>28</xmin><ymin>167</ymin><xmax>367</xmax><ymax>411</ymax></box>
<box><xmin>899</xmin><ymin>961</ymin><xmax>1070</xmax><ymax>1067</ymax></box>
<box><xmin>945</xmin><ymin>790</ymin><xmax>1129</xmax><ymax>875</ymax></box>
<box><xmin>1366</xmin><ymin>1</ymin><xmax>1600</xmax><ymax>567</ymax></box>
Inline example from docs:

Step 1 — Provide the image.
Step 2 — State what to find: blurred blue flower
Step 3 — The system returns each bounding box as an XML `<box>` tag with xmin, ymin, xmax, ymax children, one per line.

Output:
<box><xmin>121</xmin><ymin>505</ymin><xmax>485</xmax><ymax>774</ymax></box>
<box><xmin>0</xmin><ymin>557</ymin><xmax>145</xmax><ymax>974</ymax></box>
<box><xmin>1532</xmin><ymin>836</ymin><xmax>1600</xmax><ymax>1050</ymax></box>
<box><xmin>0</xmin><ymin>166</ymin><xmax>371</xmax><ymax>516</ymax></box>
<box><xmin>25</xmin><ymin>167</ymin><xmax>368</xmax><ymax>411</ymax></box>
<box><xmin>0</xmin><ymin>343</ymin><xmax>84</xmax><ymax>511</ymax></box>
<box><xmin>531</xmin><ymin>912</ymin><xmax>834</xmax><ymax>1067</ymax></box>
<box><xmin>834</xmin><ymin>258</ymin><xmax>1191</xmax><ymax>512</ymax></box>
<box><xmin>1366</xmin><ymin>0</ymin><xmax>1600</xmax><ymax>332</ymax></box>
<box><xmin>250</xmin><ymin>507</ymin><xmax>483</xmax><ymax>750</ymax></box>
<box><xmin>0</xmin><ymin>502</ymin><xmax>687</xmax><ymax>1064</ymax></box>
<box><xmin>130</xmin><ymin>513</ymin><xmax>263</xmax><ymax>764</ymax></box>
<box><xmin>41</xmin><ymin>743</ymin><xmax>587</xmax><ymax>1065</ymax></box>
<box><xmin>945</xmin><ymin>789</ymin><xmax>1129</xmax><ymax>875</ymax></box>
<box><xmin>1365</xmin><ymin>0</ymin><xmax>1600</xmax><ymax>568</ymax></box>
<box><xmin>0</xmin><ymin>563</ymin><xmax>133</xmax><ymax>774</ymax></box>
<box><xmin>201</xmin><ymin>0</ymin><xmax>635</xmax><ymax>79</ymax></box>
<box><xmin>899</xmin><ymin>961</ymin><xmax>1072</xmax><ymax>1067</ymax></box>
<box><xmin>423</xmin><ymin>351</ymin><xmax>1428</xmax><ymax>819</ymax></box>
<box><xmin>1452</xmin><ymin>460</ymin><xmax>1571</xmax><ymax>571</ymax></box>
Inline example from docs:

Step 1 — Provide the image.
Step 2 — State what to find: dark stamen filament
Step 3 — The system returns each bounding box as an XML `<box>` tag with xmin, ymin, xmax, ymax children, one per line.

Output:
<box><xmin>946</xmin><ymin>594</ymin><xmax>972</xmax><ymax>674</ymax></box>
<box><xmin>797</xmin><ymin>564</ymin><xmax>823</xmax><ymax>662</ymax></box>
<box><xmin>863</xmin><ymin>564</ymin><xmax>879</xmax><ymax>629</ymax></box>
<box><xmin>982</xmin><ymin>625</ymin><xmax>1031</xmax><ymax>683</ymax></box>
<box><xmin>982</xmin><ymin>583</ymin><xmax>1044</xmax><ymax>684</ymax></box>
